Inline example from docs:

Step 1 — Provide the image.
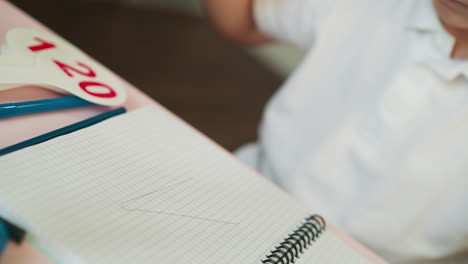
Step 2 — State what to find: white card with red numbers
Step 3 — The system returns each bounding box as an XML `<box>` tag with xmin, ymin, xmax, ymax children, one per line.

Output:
<box><xmin>0</xmin><ymin>28</ymin><xmax>126</xmax><ymax>106</ymax></box>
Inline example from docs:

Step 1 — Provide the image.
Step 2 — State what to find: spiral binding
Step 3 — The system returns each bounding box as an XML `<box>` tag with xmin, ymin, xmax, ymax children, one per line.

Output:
<box><xmin>261</xmin><ymin>215</ymin><xmax>326</xmax><ymax>264</ymax></box>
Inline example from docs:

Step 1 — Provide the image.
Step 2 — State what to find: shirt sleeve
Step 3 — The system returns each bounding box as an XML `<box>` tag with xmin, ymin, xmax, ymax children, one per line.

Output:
<box><xmin>253</xmin><ymin>0</ymin><xmax>339</xmax><ymax>49</ymax></box>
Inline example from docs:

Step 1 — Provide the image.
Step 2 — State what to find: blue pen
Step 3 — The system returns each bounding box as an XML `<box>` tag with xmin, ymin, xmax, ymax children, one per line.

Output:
<box><xmin>0</xmin><ymin>220</ymin><xmax>8</xmax><ymax>253</ymax></box>
<box><xmin>0</xmin><ymin>96</ymin><xmax>94</xmax><ymax>119</ymax></box>
<box><xmin>0</xmin><ymin>107</ymin><xmax>126</xmax><ymax>156</ymax></box>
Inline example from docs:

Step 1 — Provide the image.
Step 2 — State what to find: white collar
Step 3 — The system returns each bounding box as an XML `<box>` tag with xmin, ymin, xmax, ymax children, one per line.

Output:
<box><xmin>406</xmin><ymin>0</ymin><xmax>441</xmax><ymax>32</ymax></box>
<box><xmin>406</xmin><ymin>1</ymin><xmax>468</xmax><ymax>80</ymax></box>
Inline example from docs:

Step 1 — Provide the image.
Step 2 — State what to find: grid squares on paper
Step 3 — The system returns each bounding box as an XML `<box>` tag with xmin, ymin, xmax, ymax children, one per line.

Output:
<box><xmin>0</xmin><ymin>106</ymin><xmax>372</xmax><ymax>264</ymax></box>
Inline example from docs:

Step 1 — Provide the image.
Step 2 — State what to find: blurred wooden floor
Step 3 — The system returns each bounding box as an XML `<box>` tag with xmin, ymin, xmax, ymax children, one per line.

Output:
<box><xmin>10</xmin><ymin>0</ymin><xmax>282</xmax><ymax>150</ymax></box>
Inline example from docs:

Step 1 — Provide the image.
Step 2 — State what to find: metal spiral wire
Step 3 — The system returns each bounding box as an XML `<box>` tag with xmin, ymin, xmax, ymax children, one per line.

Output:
<box><xmin>261</xmin><ymin>215</ymin><xmax>326</xmax><ymax>264</ymax></box>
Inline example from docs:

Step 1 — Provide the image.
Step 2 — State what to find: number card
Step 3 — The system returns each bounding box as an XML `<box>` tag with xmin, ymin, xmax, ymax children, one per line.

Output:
<box><xmin>0</xmin><ymin>28</ymin><xmax>126</xmax><ymax>106</ymax></box>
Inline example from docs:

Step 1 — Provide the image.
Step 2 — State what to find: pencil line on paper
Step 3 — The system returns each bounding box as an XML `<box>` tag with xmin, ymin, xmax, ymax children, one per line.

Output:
<box><xmin>123</xmin><ymin>208</ymin><xmax>240</xmax><ymax>225</ymax></box>
<box><xmin>120</xmin><ymin>178</ymin><xmax>239</xmax><ymax>225</ymax></box>
<box><xmin>122</xmin><ymin>178</ymin><xmax>193</xmax><ymax>205</ymax></box>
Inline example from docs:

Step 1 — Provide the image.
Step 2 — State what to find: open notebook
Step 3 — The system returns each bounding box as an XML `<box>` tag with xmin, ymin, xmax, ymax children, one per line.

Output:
<box><xmin>1</xmin><ymin>106</ymin><xmax>377</xmax><ymax>264</ymax></box>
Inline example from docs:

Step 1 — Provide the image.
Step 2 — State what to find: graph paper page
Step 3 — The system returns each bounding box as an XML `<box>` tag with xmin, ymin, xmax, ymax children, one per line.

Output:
<box><xmin>0</xmin><ymin>106</ymin><xmax>373</xmax><ymax>264</ymax></box>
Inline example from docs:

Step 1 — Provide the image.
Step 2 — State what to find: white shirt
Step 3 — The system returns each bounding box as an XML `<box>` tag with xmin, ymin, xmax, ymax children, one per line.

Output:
<box><xmin>236</xmin><ymin>0</ymin><xmax>468</xmax><ymax>263</ymax></box>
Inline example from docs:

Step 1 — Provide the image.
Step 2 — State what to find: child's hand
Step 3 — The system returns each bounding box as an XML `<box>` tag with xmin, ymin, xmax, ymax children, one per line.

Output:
<box><xmin>202</xmin><ymin>0</ymin><xmax>272</xmax><ymax>45</ymax></box>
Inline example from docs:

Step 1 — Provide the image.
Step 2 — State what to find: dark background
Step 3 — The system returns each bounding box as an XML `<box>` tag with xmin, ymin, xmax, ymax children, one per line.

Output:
<box><xmin>9</xmin><ymin>0</ymin><xmax>282</xmax><ymax>151</ymax></box>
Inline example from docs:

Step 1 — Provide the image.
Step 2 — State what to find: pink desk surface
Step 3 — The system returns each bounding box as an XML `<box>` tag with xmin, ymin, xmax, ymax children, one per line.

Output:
<box><xmin>0</xmin><ymin>1</ymin><xmax>386</xmax><ymax>263</ymax></box>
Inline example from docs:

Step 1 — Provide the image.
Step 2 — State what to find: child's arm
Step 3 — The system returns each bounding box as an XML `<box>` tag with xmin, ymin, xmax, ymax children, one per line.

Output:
<box><xmin>202</xmin><ymin>0</ymin><xmax>273</xmax><ymax>45</ymax></box>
